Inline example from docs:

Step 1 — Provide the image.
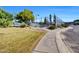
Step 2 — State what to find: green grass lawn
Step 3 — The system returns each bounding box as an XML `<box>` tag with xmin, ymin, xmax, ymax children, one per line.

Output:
<box><xmin>0</xmin><ymin>27</ymin><xmax>46</xmax><ymax>53</ymax></box>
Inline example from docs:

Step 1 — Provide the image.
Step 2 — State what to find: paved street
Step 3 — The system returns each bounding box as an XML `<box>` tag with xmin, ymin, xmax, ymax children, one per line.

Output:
<box><xmin>32</xmin><ymin>29</ymin><xmax>59</xmax><ymax>53</ymax></box>
<box><xmin>32</xmin><ymin>25</ymin><xmax>79</xmax><ymax>53</ymax></box>
<box><xmin>61</xmin><ymin>25</ymin><xmax>79</xmax><ymax>52</ymax></box>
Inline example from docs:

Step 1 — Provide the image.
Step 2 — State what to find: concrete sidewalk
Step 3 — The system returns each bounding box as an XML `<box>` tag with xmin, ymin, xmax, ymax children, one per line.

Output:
<box><xmin>32</xmin><ymin>29</ymin><xmax>59</xmax><ymax>53</ymax></box>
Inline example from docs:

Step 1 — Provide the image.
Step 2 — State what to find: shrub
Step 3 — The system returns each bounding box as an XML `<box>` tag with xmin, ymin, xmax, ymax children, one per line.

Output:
<box><xmin>48</xmin><ymin>25</ymin><xmax>55</xmax><ymax>30</ymax></box>
<box><xmin>57</xmin><ymin>25</ymin><xmax>62</xmax><ymax>28</ymax></box>
<box><xmin>61</xmin><ymin>23</ymin><xmax>68</xmax><ymax>28</ymax></box>
<box><xmin>20</xmin><ymin>22</ymin><xmax>26</xmax><ymax>28</ymax></box>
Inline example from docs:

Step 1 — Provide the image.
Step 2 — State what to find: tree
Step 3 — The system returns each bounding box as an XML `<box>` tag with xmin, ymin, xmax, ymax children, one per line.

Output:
<box><xmin>0</xmin><ymin>9</ymin><xmax>13</xmax><ymax>20</ymax></box>
<box><xmin>74</xmin><ymin>19</ymin><xmax>79</xmax><ymax>25</ymax></box>
<box><xmin>49</xmin><ymin>14</ymin><xmax>52</xmax><ymax>24</ymax></box>
<box><xmin>53</xmin><ymin>14</ymin><xmax>57</xmax><ymax>28</ymax></box>
<box><xmin>44</xmin><ymin>17</ymin><xmax>49</xmax><ymax>24</ymax></box>
<box><xmin>0</xmin><ymin>18</ymin><xmax>12</xmax><ymax>27</ymax></box>
<box><xmin>15</xmin><ymin>9</ymin><xmax>35</xmax><ymax>25</ymax></box>
<box><xmin>53</xmin><ymin>14</ymin><xmax>56</xmax><ymax>24</ymax></box>
<box><xmin>0</xmin><ymin>9</ymin><xmax>13</xmax><ymax>27</ymax></box>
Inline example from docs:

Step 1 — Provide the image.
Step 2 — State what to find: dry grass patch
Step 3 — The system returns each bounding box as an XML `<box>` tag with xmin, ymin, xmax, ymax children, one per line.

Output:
<box><xmin>0</xmin><ymin>27</ymin><xmax>46</xmax><ymax>53</ymax></box>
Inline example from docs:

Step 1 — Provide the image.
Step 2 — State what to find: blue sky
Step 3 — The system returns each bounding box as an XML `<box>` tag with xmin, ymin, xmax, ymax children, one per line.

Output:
<box><xmin>0</xmin><ymin>6</ymin><xmax>79</xmax><ymax>22</ymax></box>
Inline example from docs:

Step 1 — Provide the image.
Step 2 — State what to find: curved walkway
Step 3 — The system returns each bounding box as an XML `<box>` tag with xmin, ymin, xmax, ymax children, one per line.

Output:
<box><xmin>32</xmin><ymin>29</ymin><xmax>59</xmax><ymax>53</ymax></box>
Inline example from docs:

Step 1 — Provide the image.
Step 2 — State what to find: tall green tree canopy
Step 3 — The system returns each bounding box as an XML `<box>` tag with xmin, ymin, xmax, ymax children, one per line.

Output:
<box><xmin>0</xmin><ymin>9</ymin><xmax>13</xmax><ymax>20</ymax></box>
<box><xmin>74</xmin><ymin>19</ymin><xmax>79</xmax><ymax>22</ymax></box>
<box><xmin>0</xmin><ymin>9</ymin><xmax>13</xmax><ymax>27</ymax></box>
<box><xmin>15</xmin><ymin>9</ymin><xmax>35</xmax><ymax>24</ymax></box>
<box><xmin>74</xmin><ymin>19</ymin><xmax>79</xmax><ymax>25</ymax></box>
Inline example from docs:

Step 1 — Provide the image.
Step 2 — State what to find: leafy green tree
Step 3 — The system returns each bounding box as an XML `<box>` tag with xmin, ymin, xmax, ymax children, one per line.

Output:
<box><xmin>74</xmin><ymin>19</ymin><xmax>79</xmax><ymax>25</ymax></box>
<box><xmin>0</xmin><ymin>9</ymin><xmax>13</xmax><ymax>20</ymax></box>
<box><xmin>15</xmin><ymin>9</ymin><xmax>35</xmax><ymax>25</ymax></box>
<box><xmin>0</xmin><ymin>18</ymin><xmax>12</xmax><ymax>27</ymax></box>
<box><xmin>0</xmin><ymin>9</ymin><xmax>13</xmax><ymax>27</ymax></box>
